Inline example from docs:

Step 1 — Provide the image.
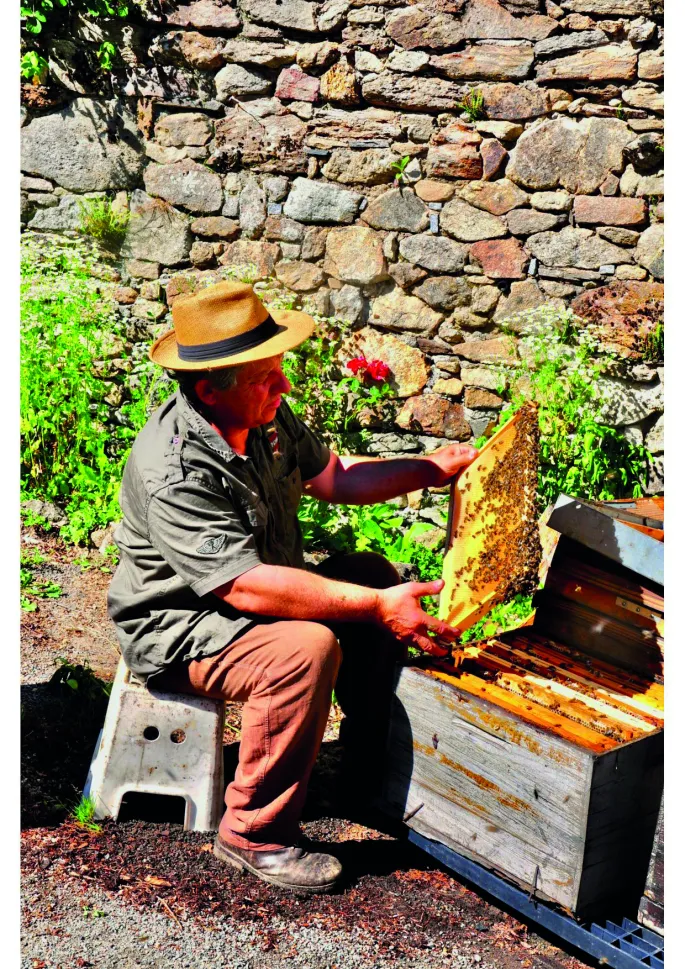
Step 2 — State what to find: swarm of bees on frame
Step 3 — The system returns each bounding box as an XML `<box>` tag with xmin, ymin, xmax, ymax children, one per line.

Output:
<box><xmin>450</xmin><ymin>403</ymin><xmax>543</xmax><ymax>611</ymax></box>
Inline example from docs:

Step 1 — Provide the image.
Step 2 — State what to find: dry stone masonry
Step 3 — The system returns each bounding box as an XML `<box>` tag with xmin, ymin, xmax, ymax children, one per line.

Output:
<box><xmin>21</xmin><ymin>0</ymin><xmax>664</xmax><ymax>493</ymax></box>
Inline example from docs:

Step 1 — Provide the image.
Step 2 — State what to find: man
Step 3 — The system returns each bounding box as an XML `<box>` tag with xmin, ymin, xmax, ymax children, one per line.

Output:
<box><xmin>108</xmin><ymin>280</ymin><xmax>477</xmax><ymax>894</ymax></box>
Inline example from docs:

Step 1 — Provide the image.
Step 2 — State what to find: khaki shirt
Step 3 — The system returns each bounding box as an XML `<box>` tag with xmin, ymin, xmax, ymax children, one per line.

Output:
<box><xmin>107</xmin><ymin>389</ymin><xmax>330</xmax><ymax>682</ymax></box>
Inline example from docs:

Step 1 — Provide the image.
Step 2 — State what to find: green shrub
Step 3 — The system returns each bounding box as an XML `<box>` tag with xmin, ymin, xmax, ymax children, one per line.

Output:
<box><xmin>496</xmin><ymin>306</ymin><xmax>651</xmax><ymax>507</ymax></box>
<box><xmin>283</xmin><ymin>318</ymin><xmax>395</xmax><ymax>454</ymax></box>
<box><xmin>20</xmin><ymin>234</ymin><xmax>162</xmax><ymax>544</ymax></box>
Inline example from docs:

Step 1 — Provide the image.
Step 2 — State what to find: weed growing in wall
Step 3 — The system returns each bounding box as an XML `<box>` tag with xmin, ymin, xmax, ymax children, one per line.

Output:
<box><xmin>78</xmin><ymin>196</ymin><xmax>130</xmax><ymax>253</ymax></box>
<box><xmin>457</xmin><ymin>88</ymin><xmax>486</xmax><ymax>122</ymax></box>
<box><xmin>391</xmin><ymin>155</ymin><xmax>412</xmax><ymax>185</ymax></box>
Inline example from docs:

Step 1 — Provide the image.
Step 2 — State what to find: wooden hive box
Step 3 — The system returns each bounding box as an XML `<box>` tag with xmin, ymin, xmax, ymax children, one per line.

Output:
<box><xmin>380</xmin><ymin>495</ymin><xmax>664</xmax><ymax>921</ymax></box>
<box><xmin>638</xmin><ymin>793</ymin><xmax>663</xmax><ymax>935</ymax></box>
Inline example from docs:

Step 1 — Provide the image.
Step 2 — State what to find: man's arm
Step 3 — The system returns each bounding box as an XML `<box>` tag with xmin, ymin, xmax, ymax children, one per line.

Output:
<box><xmin>215</xmin><ymin>565</ymin><xmax>457</xmax><ymax>657</ymax></box>
<box><xmin>302</xmin><ymin>445</ymin><xmax>478</xmax><ymax>505</ymax></box>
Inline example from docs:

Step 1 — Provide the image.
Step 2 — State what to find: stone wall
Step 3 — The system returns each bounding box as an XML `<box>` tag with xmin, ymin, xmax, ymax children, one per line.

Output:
<box><xmin>20</xmin><ymin>0</ymin><xmax>664</xmax><ymax>492</ymax></box>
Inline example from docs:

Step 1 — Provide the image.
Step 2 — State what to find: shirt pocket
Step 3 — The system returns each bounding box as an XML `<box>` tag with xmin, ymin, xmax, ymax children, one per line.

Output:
<box><xmin>275</xmin><ymin>453</ymin><xmax>302</xmax><ymax>519</ymax></box>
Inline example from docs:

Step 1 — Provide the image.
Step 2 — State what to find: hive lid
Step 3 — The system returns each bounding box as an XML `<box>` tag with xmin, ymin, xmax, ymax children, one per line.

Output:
<box><xmin>439</xmin><ymin>404</ymin><xmax>541</xmax><ymax>633</ymax></box>
<box><xmin>547</xmin><ymin>494</ymin><xmax>664</xmax><ymax>587</ymax></box>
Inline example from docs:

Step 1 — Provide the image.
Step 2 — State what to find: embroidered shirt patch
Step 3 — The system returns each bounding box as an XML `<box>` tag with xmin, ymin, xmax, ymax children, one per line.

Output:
<box><xmin>197</xmin><ymin>534</ymin><xmax>227</xmax><ymax>555</ymax></box>
<box><xmin>265</xmin><ymin>423</ymin><xmax>282</xmax><ymax>460</ymax></box>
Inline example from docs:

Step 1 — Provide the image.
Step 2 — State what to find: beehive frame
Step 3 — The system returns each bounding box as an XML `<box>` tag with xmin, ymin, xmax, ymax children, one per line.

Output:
<box><xmin>439</xmin><ymin>404</ymin><xmax>541</xmax><ymax>635</ymax></box>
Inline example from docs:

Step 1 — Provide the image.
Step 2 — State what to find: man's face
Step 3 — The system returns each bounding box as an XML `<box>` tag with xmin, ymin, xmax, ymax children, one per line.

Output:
<box><xmin>196</xmin><ymin>355</ymin><xmax>292</xmax><ymax>429</ymax></box>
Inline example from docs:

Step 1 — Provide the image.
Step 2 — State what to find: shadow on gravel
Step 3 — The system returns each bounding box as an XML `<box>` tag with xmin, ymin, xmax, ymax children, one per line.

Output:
<box><xmin>21</xmin><ymin>669</ymin><xmax>111</xmax><ymax>829</ymax></box>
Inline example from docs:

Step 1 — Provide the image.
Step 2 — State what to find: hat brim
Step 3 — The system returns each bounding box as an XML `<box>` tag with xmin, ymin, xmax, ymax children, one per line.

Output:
<box><xmin>149</xmin><ymin>309</ymin><xmax>317</xmax><ymax>371</ymax></box>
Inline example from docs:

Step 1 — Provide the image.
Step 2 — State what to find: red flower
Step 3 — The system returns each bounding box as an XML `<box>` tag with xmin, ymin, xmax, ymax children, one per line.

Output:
<box><xmin>347</xmin><ymin>356</ymin><xmax>368</xmax><ymax>375</ymax></box>
<box><xmin>366</xmin><ymin>359</ymin><xmax>391</xmax><ymax>381</ymax></box>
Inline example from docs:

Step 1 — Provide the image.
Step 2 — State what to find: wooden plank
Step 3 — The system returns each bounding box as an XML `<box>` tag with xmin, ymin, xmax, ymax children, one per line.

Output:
<box><xmin>641</xmin><ymin>795</ymin><xmax>664</xmax><ymax>918</ymax></box>
<box><xmin>486</xmin><ymin>637</ymin><xmax>664</xmax><ymax>725</ymax></box>
<box><xmin>382</xmin><ymin>666</ymin><xmax>593</xmax><ymax>911</ymax></box>
<box><xmin>638</xmin><ymin>895</ymin><xmax>664</xmax><ymax>935</ymax></box>
<box><xmin>507</xmin><ymin>633</ymin><xmax>664</xmax><ymax>713</ymax></box>
<box><xmin>456</xmin><ymin>642</ymin><xmax>657</xmax><ymax>741</ymax></box>
<box><xmin>639</xmin><ymin>826</ymin><xmax>664</xmax><ymax>934</ymax></box>
<box><xmin>544</xmin><ymin>568</ymin><xmax>663</xmax><ymax>632</ymax></box>
<box><xmin>547</xmin><ymin>495</ymin><xmax>664</xmax><ymax>586</ymax></box>
<box><xmin>575</xmin><ymin>732</ymin><xmax>663</xmax><ymax>918</ymax></box>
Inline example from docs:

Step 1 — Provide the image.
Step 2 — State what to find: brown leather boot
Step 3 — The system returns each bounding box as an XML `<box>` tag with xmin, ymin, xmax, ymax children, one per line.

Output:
<box><xmin>213</xmin><ymin>834</ymin><xmax>342</xmax><ymax>894</ymax></box>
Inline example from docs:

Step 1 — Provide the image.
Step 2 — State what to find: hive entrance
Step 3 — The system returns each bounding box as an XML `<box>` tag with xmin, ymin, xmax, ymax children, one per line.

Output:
<box><xmin>440</xmin><ymin>404</ymin><xmax>542</xmax><ymax>636</ymax></box>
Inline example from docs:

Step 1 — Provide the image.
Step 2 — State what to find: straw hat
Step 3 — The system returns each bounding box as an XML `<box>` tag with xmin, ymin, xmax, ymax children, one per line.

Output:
<box><xmin>149</xmin><ymin>280</ymin><xmax>316</xmax><ymax>371</ymax></box>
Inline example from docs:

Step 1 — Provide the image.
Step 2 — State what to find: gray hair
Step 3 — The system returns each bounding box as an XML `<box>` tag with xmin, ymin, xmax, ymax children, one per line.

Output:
<box><xmin>168</xmin><ymin>365</ymin><xmax>245</xmax><ymax>402</ymax></box>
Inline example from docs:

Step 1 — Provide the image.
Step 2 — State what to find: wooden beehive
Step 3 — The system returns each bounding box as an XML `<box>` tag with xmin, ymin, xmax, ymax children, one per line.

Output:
<box><xmin>638</xmin><ymin>794</ymin><xmax>664</xmax><ymax>935</ymax></box>
<box><xmin>381</xmin><ymin>495</ymin><xmax>664</xmax><ymax>920</ymax></box>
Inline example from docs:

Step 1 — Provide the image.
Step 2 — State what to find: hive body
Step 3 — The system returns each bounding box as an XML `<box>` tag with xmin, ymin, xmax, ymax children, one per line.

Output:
<box><xmin>383</xmin><ymin>495</ymin><xmax>664</xmax><ymax>919</ymax></box>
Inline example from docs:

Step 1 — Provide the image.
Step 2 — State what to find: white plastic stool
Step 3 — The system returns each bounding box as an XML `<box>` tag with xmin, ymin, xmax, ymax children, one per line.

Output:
<box><xmin>84</xmin><ymin>658</ymin><xmax>225</xmax><ymax>832</ymax></box>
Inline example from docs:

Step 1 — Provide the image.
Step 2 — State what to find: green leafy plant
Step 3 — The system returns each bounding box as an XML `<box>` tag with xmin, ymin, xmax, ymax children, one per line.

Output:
<box><xmin>297</xmin><ymin>496</ymin><xmax>446</xmax><ymax>598</ymax></box>
<box><xmin>72</xmin><ymin>794</ymin><xmax>102</xmax><ymax>832</ymax></box>
<box><xmin>283</xmin><ymin>321</ymin><xmax>396</xmax><ymax>454</ymax></box>
<box><xmin>96</xmin><ymin>39</ymin><xmax>117</xmax><ymax>71</ymax></box>
<box><xmin>82</xmin><ymin>905</ymin><xmax>106</xmax><ymax>918</ymax></box>
<box><xmin>457</xmin><ymin>88</ymin><xmax>485</xmax><ymax>122</ymax></box>
<box><xmin>78</xmin><ymin>196</ymin><xmax>130</xmax><ymax>253</ymax></box>
<box><xmin>20</xmin><ymin>549</ymin><xmax>62</xmax><ymax>610</ymax></box>
<box><xmin>460</xmin><ymin>594</ymin><xmax>534</xmax><ymax>643</ymax></box>
<box><xmin>50</xmin><ymin>657</ymin><xmax>112</xmax><ymax>699</ymax></box>
<box><xmin>20</xmin><ymin>0</ymin><xmax>134</xmax><ymax>83</ymax></box>
<box><xmin>21</xmin><ymin>233</ymin><xmax>163</xmax><ymax>545</ymax></box>
<box><xmin>391</xmin><ymin>155</ymin><xmax>412</xmax><ymax>185</ymax></box>
<box><xmin>496</xmin><ymin>306</ymin><xmax>651</xmax><ymax>507</ymax></box>
<box><xmin>20</xmin><ymin>49</ymin><xmax>49</xmax><ymax>82</ymax></box>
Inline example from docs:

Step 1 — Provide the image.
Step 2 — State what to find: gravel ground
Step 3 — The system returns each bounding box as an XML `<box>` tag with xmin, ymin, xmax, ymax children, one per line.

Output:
<box><xmin>21</xmin><ymin>531</ymin><xmax>593</xmax><ymax>969</ymax></box>
<box><xmin>22</xmin><ymin>871</ymin><xmax>494</xmax><ymax>969</ymax></box>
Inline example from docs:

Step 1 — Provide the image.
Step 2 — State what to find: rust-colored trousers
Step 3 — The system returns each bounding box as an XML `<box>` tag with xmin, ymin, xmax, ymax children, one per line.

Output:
<box><xmin>156</xmin><ymin>552</ymin><xmax>401</xmax><ymax>850</ymax></box>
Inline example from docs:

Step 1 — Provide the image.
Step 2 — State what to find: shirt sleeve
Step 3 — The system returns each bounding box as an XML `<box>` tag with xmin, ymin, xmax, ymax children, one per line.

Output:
<box><xmin>147</xmin><ymin>476</ymin><xmax>263</xmax><ymax>598</ymax></box>
<box><xmin>278</xmin><ymin>400</ymin><xmax>331</xmax><ymax>482</ymax></box>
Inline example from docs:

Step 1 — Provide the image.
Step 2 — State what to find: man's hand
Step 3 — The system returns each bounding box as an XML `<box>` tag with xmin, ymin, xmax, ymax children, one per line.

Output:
<box><xmin>374</xmin><ymin>579</ymin><xmax>461</xmax><ymax>658</ymax></box>
<box><xmin>425</xmin><ymin>443</ymin><xmax>479</xmax><ymax>488</ymax></box>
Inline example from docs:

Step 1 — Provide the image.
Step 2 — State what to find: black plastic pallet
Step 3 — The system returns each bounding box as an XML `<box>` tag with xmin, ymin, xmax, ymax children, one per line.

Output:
<box><xmin>408</xmin><ymin>830</ymin><xmax>664</xmax><ymax>969</ymax></box>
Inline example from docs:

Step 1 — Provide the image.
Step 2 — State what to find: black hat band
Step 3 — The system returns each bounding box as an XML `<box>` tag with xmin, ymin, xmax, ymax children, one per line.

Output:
<box><xmin>176</xmin><ymin>315</ymin><xmax>281</xmax><ymax>362</ymax></box>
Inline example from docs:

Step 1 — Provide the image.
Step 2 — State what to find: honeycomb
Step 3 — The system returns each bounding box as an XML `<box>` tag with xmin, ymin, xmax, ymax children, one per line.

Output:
<box><xmin>439</xmin><ymin>404</ymin><xmax>542</xmax><ymax>635</ymax></box>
